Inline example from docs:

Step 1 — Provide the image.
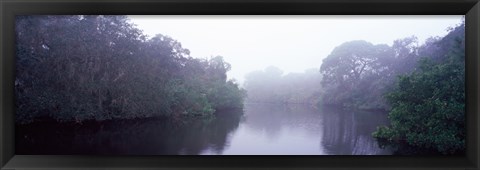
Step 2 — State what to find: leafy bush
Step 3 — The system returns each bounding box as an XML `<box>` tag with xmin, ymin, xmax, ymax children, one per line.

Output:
<box><xmin>373</xmin><ymin>23</ymin><xmax>465</xmax><ymax>154</ymax></box>
<box><xmin>15</xmin><ymin>16</ymin><xmax>246</xmax><ymax>124</ymax></box>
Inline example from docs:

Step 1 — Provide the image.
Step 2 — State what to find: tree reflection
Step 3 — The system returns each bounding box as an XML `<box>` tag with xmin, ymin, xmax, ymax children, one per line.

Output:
<box><xmin>16</xmin><ymin>109</ymin><xmax>244</xmax><ymax>155</ymax></box>
<box><xmin>242</xmin><ymin>103</ymin><xmax>322</xmax><ymax>141</ymax></box>
<box><xmin>319</xmin><ymin>106</ymin><xmax>392</xmax><ymax>155</ymax></box>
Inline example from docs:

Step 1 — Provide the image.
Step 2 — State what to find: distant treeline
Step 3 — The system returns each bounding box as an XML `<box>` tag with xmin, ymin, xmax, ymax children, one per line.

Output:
<box><xmin>16</xmin><ymin>15</ymin><xmax>465</xmax><ymax>154</ymax></box>
<box><xmin>243</xmin><ymin>67</ymin><xmax>322</xmax><ymax>105</ymax></box>
<box><xmin>244</xmin><ymin>20</ymin><xmax>465</xmax><ymax>154</ymax></box>
<box><xmin>16</xmin><ymin>15</ymin><xmax>246</xmax><ymax>124</ymax></box>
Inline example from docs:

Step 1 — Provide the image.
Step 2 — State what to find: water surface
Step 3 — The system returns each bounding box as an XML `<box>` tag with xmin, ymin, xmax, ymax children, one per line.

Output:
<box><xmin>16</xmin><ymin>103</ymin><xmax>392</xmax><ymax>155</ymax></box>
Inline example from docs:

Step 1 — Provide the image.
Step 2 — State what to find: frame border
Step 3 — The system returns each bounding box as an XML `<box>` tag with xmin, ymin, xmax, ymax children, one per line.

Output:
<box><xmin>1</xmin><ymin>0</ymin><xmax>479</xmax><ymax>169</ymax></box>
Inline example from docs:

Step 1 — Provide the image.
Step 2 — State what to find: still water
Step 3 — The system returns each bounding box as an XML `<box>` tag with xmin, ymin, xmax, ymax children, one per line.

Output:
<box><xmin>16</xmin><ymin>103</ymin><xmax>392</xmax><ymax>155</ymax></box>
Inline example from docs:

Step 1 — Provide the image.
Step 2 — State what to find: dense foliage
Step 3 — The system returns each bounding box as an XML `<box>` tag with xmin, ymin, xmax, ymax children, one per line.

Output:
<box><xmin>244</xmin><ymin>36</ymin><xmax>422</xmax><ymax>110</ymax></box>
<box><xmin>242</xmin><ymin>19</ymin><xmax>465</xmax><ymax>154</ymax></box>
<box><xmin>320</xmin><ymin>40</ymin><xmax>392</xmax><ymax>110</ymax></box>
<box><xmin>319</xmin><ymin>37</ymin><xmax>422</xmax><ymax>110</ymax></box>
<box><xmin>15</xmin><ymin>15</ymin><xmax>245</xmax><ymax>124</ymax></box>
<box><xmin>15</xmin><ymin>15</ymin><xmax>465</xmax><ymax>154</ymax></box>
<box><xmin>373</xmin><ymin>22</ymin><xmax>465</xmax><ymax>154</ymax></box>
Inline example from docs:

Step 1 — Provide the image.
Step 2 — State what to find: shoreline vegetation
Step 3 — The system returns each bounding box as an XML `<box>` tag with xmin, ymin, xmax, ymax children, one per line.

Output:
<box><xmin>16</xmin><ymin>15</ymin><xmax>465</xmax><ymax>155</ymax></box>
<box><xmin>242</xmin><ymin>18</ymin><xmax>465</xmax><ymax>154</ymax></box>
<box><xmin>16</xmin><ymin>15</ymin><xmax>247</xmax><ymax>124</ymax></box>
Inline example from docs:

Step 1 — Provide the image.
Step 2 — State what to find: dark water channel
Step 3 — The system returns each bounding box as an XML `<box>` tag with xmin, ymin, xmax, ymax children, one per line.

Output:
<box><xmin>16</xmin><ymin>103</ymin><xmax>392</xmax><ymax>155</ymax></box>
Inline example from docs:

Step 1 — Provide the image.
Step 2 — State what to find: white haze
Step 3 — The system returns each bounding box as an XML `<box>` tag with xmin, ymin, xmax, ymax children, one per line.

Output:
<box><xmin>128</xmin><ymin>15</ymin><xmax>463</xmax><ymax>84</ymax></box>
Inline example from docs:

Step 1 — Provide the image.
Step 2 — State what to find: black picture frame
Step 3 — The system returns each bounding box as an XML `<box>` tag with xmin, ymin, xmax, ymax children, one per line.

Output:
<box><xmin>1</xmin><ymin>0</ymin><xmax>479</xmax><ymax>169</ymax></box>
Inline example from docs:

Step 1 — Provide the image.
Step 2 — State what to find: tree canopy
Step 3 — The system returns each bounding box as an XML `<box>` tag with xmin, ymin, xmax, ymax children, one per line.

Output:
<box><xmin>16</xmin><ymin>15</ymin><xmax>245</xmax><ymax>124</ymax></box>
<box><xmin>319</xmin><ymin>40</ymin><xmax>395</xmax><ymax>110</ymax></box>
<box><xmin>15</xmin><ymin>15</ymin><xmax>466</xmax><ymax>155</ymax></box>
<box><xmin>373</xmin><ymin>22</ymin><xmax>465</xmax><ymax>154</ymax></box>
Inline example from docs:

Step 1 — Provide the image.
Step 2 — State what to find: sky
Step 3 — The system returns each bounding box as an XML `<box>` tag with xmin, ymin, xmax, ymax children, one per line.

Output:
<box><xmin>127</xmin><ymin>15</ymin><xmax>463</xmax><ymax>84</ymax></box>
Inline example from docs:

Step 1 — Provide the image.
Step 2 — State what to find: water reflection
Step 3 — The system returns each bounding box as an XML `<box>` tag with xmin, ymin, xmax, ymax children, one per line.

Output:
<box><xmin>213</xmin><ymin>103</ymin><xmax>324</xmax><ymax>155</ymax></box>
<box><xmin>16</xmin><ymin>103</ymin><xmax>392</xmax><ymax>155</ymax></box>
<box><xmin>215</xmin><ymin>103</ymin><xmax>391</xmax><ymax>155</ymax></box>
<box><xmin>320</xmin><ymin>107</ymin><xmax>392</xmax><ymax>155</ymax></box>
<box><xmin>16</xmin><ymin>109</ymin><xmax>244</xmax><ymax>155</ymax></box>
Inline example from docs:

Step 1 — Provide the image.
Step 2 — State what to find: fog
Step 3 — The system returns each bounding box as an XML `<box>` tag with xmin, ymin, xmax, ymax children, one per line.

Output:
<box><xmin>16</xmin><ymin>15</ymin><xmax>466</xmax><ymax>155</ymax></box>
<box><xmin>128</xmin><ymin>15</ymin><xmax>462</xmax><ymax>84</ymax></box>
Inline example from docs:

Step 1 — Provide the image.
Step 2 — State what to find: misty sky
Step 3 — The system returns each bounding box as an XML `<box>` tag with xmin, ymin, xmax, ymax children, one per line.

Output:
<box><xmin>128</xmin><ymin>15</ymin><xmax>463</xmax><ymax>84</ymax></box>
